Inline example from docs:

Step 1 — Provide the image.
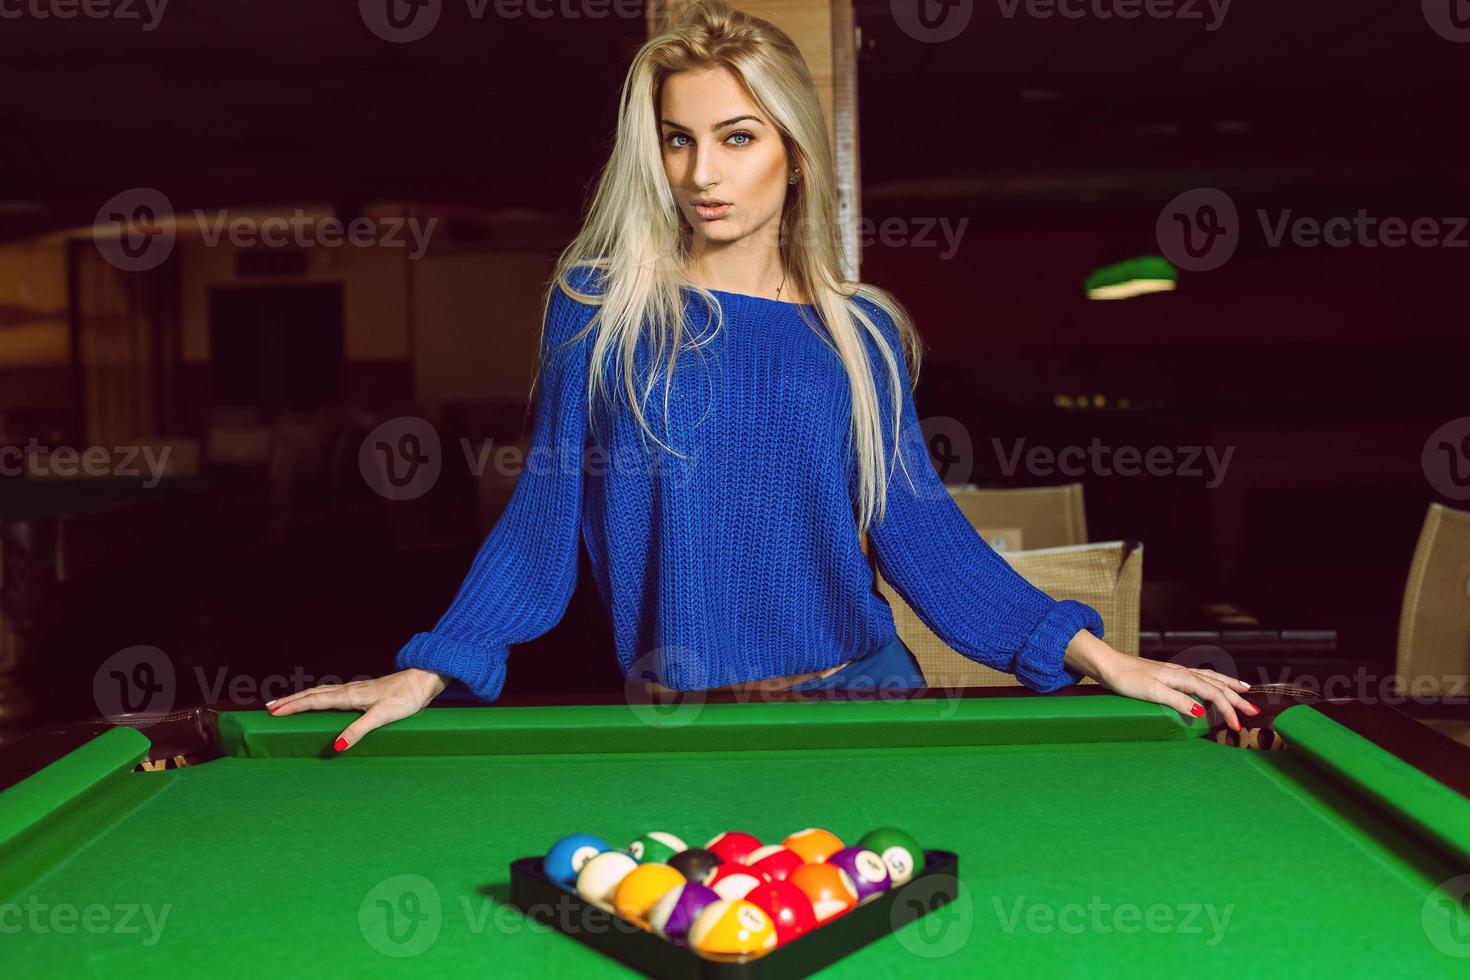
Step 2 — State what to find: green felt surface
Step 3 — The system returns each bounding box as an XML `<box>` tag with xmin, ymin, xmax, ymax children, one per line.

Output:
<box><xmin>3</xmin><ymin>697</ymin><xmax>1468</xmax><ymax>977</ymax></box>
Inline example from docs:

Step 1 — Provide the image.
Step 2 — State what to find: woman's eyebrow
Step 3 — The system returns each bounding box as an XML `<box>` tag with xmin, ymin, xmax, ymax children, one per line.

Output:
<box><xmin>660</xmin><ymin>114</ymin><xmax>767</xmax><ymax>133</ymax></box>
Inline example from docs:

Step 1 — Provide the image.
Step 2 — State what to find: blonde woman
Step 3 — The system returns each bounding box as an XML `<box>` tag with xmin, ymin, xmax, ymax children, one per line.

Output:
<box><xmin>269</xmin><ymin>0</ymin><xmax>1256</xmax><ymax>748</ymax></box>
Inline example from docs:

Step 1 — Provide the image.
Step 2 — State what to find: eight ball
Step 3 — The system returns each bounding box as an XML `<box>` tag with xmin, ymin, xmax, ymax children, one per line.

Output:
<box><xmin>668</xmin><ymin>847</ymin><xmax>722</xmax><ymax>885</ymax></box>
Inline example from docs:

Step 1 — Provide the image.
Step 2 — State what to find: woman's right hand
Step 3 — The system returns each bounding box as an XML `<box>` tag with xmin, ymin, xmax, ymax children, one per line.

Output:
<box><xmin>266</xmin><ymin>667</ymin><xmax>450</xmax><ymax>752</ymax></box>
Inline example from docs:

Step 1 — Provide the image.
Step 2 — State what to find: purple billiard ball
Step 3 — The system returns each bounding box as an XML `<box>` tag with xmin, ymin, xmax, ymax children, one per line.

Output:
<box><xmin>647</xmin><ymin>882</ymin><xmax>721</xmax><ymax>943</ymax></box>
<box><xmin>826</xmin><ymin>847</ymin><xmax>891</xmax><ymax>902</ymax></box>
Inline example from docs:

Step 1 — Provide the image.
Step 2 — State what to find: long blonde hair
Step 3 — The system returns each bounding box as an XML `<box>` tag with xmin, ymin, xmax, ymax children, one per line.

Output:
<box><xmin>539</xmin><ymin>0</ymin><xmax>923</xmax><ymax>536</ymax></box>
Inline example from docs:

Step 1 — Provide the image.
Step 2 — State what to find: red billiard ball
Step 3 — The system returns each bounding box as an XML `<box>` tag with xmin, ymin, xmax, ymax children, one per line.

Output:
<box><xmin>746</xmin><ymin>879</ymin><xmax>818</xmax><ymax>944</ymax></box>
<box><xmin>747</xmin><ymin>846</ymin><xmax>804</xmax><ymax>882</ymax></box>
<box><xmin>706</xmin><ymin>831</ymin><xmax>763</xmax><ymax>865</ymax></box>
<box><xmin>707</xmin><ymin>862</ymin><xmax>769</xmax><ymax>900</ymax></box>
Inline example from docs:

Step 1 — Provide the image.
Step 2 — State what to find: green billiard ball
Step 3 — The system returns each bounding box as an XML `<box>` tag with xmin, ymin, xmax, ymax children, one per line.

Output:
<box><xmin>628</xmin><ymin>831</ymin><xmax>687</xmax><ymax>864</ymax></box>
<box><xmin>857</xmin><ymin>827</ymin><xmax>924</xmax><ymax>886</ymax></box>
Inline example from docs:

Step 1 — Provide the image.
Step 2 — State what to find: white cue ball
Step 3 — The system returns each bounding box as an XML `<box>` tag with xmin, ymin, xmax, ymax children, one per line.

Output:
<box><xmin>575</xmin><ymin>850</ymin><xmax>639</xmax><ymax>910</ymax></box>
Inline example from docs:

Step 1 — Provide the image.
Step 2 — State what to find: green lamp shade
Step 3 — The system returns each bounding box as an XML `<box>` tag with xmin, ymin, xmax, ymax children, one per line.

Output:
<box><xmin>1085</xmin><ymin>256</ymin><xmax>1178</xmax><ymax>300</ymax></box>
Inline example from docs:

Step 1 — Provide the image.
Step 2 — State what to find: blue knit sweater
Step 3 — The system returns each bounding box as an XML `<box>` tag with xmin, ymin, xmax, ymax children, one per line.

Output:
<box><xmin>395</xmin><ymin>268</ymin><xmax>1104</xmax><ymax>700</ymax></box>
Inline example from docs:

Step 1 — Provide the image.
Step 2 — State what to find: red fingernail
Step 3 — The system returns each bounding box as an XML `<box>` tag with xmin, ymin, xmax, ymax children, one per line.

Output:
<box><xmin>1190</xmin><ymin>703</ymin><xmax>1205</xmax><ymax>717</ymax></box>
<box><xmin>334</xmin><ymin>737</ymin><xmax>349</xmax><ymax>752</ymax></box>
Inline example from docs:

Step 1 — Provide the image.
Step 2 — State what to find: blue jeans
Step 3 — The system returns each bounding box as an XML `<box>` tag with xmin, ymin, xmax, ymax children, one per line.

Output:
<box><xmin>786</xmin><ymin>634</ymin><xmax>927</xmax><ymax>692</ymax></box>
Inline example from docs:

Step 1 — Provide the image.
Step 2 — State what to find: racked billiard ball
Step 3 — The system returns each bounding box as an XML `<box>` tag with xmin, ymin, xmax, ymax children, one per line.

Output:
<box><xmin>782</xmin><ymin>827</ymin><xmax>844</xmax><ymax>864</ymax></box>
<box><xmin>857</xmin><ymin>827</ymin><xmax>923</xmax><ymax>886</ymax></box>
<box><xmin>826</xmin><ymin>846</ymin><xmax>890</xmax><ymax>901</ymax></box>
<box><xmin>706</xmin><ymin>830</ymin><xmax>763</xmax><ymax>865</ymax></box>
<box><xmin>707</xmin><ymin>862</ymin><xmax>768</xmax><ymax>900</ymax></box>
<box><xmin>628</xmin><ymin>831</ymin><xmax>687</xmax><ymax>864</ymax></box>
<box><xmin>669</xmin><ymin>847</ymin><xmax>722</xmax><ymax>885</ymax></box>
<box><xmin>747</xmin><ymin>846</ymin><xmax>804</xmax><ymax>882</ymax></box>
<box><xmin>788</xmin><ymin>862</ymin><xmax>857</xmax><ymax>922</ymax></box>
<box><xmin>687</xmin><ymin>898</ymin><xmax>778</xmax><ymax>957</ymax></box>
<box><xmin>612</xmin><ymin>863</ymin><xmax>686</xmax><ymax>924</ymax></box>
<box><xmin>648</xmin><ymin>881</ymin><xmax>722</xmax><ymax>943</ymax></box>
<box><xmin>745</xmin><ymin>879</ymin><xmax>818</xmax><ymax>945</ymax></box>
<box><xmin>542</xmin><ymin>833</ymin><xmax>610</xmax><ymax>886</ymax></box>
<box><xmin>576</xmin><ymin>850</ymin><xmax>639</xmax><ymax>911</ymax></box>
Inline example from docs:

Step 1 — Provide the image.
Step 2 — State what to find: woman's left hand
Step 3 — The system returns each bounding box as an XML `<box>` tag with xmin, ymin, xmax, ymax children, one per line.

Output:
<box><xmin>1068</xmin><ymin>629</ymin><xmax>1259</xmax><ymax>732</ymax></box>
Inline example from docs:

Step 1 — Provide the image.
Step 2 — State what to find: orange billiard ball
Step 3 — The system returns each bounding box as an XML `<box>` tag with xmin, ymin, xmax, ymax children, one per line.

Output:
<box><xmin>788</xmin><ymin>862</ymin><xmax>858</xmax><ymax>922</ymax></box>
<box><xmin>782</xmin><ymin>827</ymin><xmax>844</xmax><ymax>864</ymax></box>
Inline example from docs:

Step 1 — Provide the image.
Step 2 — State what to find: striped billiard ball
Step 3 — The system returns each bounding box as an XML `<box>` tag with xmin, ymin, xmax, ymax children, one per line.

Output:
<box><xmin>706</xmin><ymin>831</ymin><xmax>763</xmax><ymax>865</ymax></box>
<box><xmin>826</xmin><ymin>847</ymin><xmax>891</xmax><ymax>901</ymax></box>
<box><xmin>856</xmin><ymin>827</ymin><xmax>924</xmax><ymax>886</ymax></box>
<box><xmin>628</xmin><ymin>831</ymin><xmax>687</xmax><ymax>864</ymax></box>
<box><xmin>648</xmin><ymin>881</ymin><xmax>722</xmax><ymax>943</ymax></box>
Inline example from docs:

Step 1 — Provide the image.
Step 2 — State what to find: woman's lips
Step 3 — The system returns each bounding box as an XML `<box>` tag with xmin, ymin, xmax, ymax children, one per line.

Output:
<box><xmin>693</xmin><ymin>202</ymin><xmax>730</xmax><ymax>220</ymax></box>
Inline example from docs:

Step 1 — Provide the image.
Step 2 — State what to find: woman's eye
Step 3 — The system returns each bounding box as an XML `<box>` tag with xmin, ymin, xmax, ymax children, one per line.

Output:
<box><xmin>664</xmin><ymin>131</ymin><xmax>756</xmax><ymax>148</ymax></box>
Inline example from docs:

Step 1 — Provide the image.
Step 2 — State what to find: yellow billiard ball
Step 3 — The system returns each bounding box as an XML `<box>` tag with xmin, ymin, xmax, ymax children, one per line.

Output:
<box><xmin>687</xmin><ymin>898</ymin><xmax>778</xmax><ymax>957</ymax></box>
<box><xmin>612</xmin><ymin>863</ymin><xmax>686</xmax><ymax>925</ymax></box>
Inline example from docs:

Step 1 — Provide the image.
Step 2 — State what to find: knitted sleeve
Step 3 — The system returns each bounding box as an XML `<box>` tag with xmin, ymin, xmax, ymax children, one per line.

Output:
<box><xmin>860</xmin><ymin>302</ymin><xmax>1104</xmax><ymax>692</ymax></box>
<box><xmin>392</xmin><ymin>269</ymin><xmax>598</xmax><ymax>701</ymax></box>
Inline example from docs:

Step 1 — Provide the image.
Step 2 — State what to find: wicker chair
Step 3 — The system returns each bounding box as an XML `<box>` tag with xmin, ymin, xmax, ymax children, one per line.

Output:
<box><xmin>945</xmin><ymin>482</ymin><xmax>1088</xmax><ymax>551</ymax></box>
<box><xmin>877</xmin><ymin>539</ymin><xmax>1143</xmax><ymax>688</ymax></box>
<box><xmin>1395</xmin><ymin>502</ymin><xmax>1470</xmax><ymax>747</ymax></box>
<box><xmin>859</xmin><ymin>479</ymin><xmax>1140</xmax><ymax>688</ymax></box>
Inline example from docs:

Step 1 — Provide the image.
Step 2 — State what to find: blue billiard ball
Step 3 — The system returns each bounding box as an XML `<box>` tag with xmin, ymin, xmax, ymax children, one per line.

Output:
<box><xmin>543</xmin><ymin>834</ymin><xmax>611</xmax><ymax>886</ymax></box>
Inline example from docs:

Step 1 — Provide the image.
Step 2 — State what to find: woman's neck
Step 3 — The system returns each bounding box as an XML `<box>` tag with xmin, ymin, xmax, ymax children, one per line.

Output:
<box><xmin>685</xmin><ymin>254</ymin><xmax>791</xmax><ymax>303</ymax></box>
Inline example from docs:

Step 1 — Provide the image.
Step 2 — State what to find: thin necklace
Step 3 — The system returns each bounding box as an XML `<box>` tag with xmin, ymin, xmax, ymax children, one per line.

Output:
<box><xmin>690</xmin><ymin>268</ymin><xmax>788</xmax><ymax>300</ymax></box>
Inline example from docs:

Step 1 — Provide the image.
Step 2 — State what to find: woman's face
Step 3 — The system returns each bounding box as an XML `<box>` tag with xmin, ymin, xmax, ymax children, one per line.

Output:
<box><xmin>660</xmin><ymin>67</ymin><xmax>793</xmax><ymax>251</ymax></box>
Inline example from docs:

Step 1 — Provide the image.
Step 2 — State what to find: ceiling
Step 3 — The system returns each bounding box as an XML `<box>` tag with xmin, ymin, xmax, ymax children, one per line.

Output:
<box><xmin>1</xmin><ymin>0</ymin><xmax>1465</xmax><ymax>244</ymax></box>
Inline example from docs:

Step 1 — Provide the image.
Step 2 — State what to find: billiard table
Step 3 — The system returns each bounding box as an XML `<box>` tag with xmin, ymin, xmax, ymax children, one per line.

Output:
<box><xmin>3</xmin><ymin>691</ymin><xmax>1469</xmax><ymax>977</ymax></box>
